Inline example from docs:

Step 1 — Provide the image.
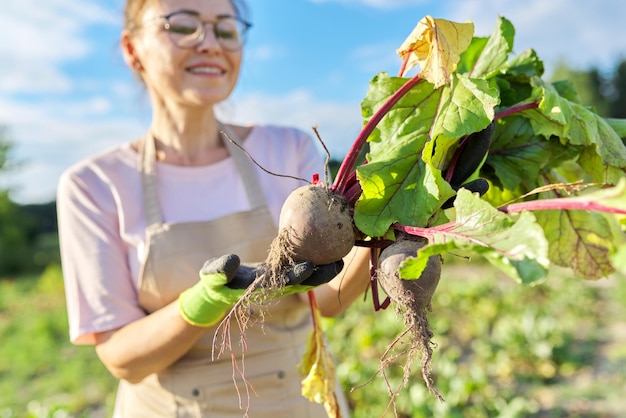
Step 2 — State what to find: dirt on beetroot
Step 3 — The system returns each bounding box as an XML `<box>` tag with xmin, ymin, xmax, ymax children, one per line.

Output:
<box><xmin>376</xmin><ymin>236</ymin><xmax>444</xmax><ymax>402</ymax></box>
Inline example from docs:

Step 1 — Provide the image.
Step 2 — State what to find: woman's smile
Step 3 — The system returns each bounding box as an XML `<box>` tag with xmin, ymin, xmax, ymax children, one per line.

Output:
<box><xmin>186</xmin><ymin>62</ymin><xmax>226</xmax><ymax>76</ymax></box>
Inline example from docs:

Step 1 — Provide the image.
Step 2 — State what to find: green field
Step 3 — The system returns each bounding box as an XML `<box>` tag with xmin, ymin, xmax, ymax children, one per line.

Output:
<box><xmin>1</xmin><ymin>260</ymin><xmax>625</xmax><ymax>417</ymax></box>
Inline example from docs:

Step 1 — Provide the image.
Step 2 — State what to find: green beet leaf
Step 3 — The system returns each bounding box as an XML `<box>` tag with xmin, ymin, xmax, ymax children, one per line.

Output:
<box><xmin>399</xmin><ymin>189</ymin><xmax>549</xmax><ymax>285</ymax></box>
<box><xmin>466</xmin><ymin>15</ymin><xmax>515</xmax><ymax>79</ymax></box>
<box><xmin>336</xmin><ymin>14</ymin><xmax>626</xmax><ymax>282</ymax></box>
<box><xmin>530</xmin><ymin>179</ymin><xmax>626</xmax><ymax>279</ymax></box>
<box><xmin>354</xmin><ymin>72</ymin><xmax>499</xmax><ymax>236</ymax></box>
<box><xmin>606</xmin><ymin>118</ymin><xmax>626</xmax><ymax>137</ymax></box>
<box><xmin>578</xmin><ymin>146</ymin><xmax>626</xmax><ymax>185</ymax></box>
<box><xmin>535</xmin><ymin>210</ymin><xmax>615</xmax><ymax>280</ymax></box>
<box><xmin>524</xmin><ymin>79</ymin><xmax>626</xmax><ymax>169</ymax></box>
<box><xmin>485</xmin><ymin>115</ymin><xmax>579</xmax><ymax>192</ymax></box>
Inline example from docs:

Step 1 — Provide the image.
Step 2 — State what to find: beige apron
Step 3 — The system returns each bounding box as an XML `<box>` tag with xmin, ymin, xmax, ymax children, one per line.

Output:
<box><xmin>113</xmin><ymin>126</ymin><xmax>336</xmax><ymax>417</ymax></box>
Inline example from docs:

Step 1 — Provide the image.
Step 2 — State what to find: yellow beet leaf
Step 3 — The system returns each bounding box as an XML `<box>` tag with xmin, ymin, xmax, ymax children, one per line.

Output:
<box><xmin>298</xmin><ymin>294</ymin><xmax>342</xmax><ymax>418</ymax></box>
<box><xmin>397</xmin><ymin>15</ymin><xmax>474</xmax><ymax>87</ymax></box>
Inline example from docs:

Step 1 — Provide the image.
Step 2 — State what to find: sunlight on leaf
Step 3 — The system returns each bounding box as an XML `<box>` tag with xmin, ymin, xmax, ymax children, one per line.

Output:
<box><xmin>404</xmin><ymin>189</ymin><xmax>550</xmax><ymax>284</ymax></box>
<box><xmin>525</xmin><ymin>79</ymin><xmax>626</xmax><ymax>169</ymax></box>
<box><xmin>610</xmin><ymin>244</ymin><xmax>626</xmax><ymax>274</ymax></box>
<box><xmin>467</xmin><ymin>15</ymin><xmax>515</xmax><ymax>78</ymax></box>
<box><xmin>355</xmin><ymin>71</ymin><xmax>498</xmax><ymax>237</ymax></box>
<box><xmin>431</xmin><ymin>74</ymin><xmax>499</xmax><ymax>139</ymax></box>
<box><xmin>578</xmin><ymin>146</ymin><xmax>626</xmax><ymax>185</ymax></box>
<box><xmin>486</xmin><ymin>116</ymin><xmax>577</xmax><ymax>192</ymax></box>
<box><xmin>535</xmin><ymin>210</ymin><xmax>615</xmax><ymax>279</ymax></box>
<box><xmin>397</xmin><ymin>16</ymin><xmax>474</xmax><ymax>87</ymax></box>
<box><xmin>583</xmin><ymin>177</ymin><xmax>626</xmax><ymax>210</ymax></box>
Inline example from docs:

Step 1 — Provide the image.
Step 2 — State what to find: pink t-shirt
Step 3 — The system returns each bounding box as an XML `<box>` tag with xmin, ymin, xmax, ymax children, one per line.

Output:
<box><xmin>57</xmin><ymin>124</ymin><xmax>326</xmax><ymax>344</ymax></box>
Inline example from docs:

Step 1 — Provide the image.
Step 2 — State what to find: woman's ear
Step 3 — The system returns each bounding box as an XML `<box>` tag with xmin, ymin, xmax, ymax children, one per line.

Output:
<box><xmin>121</xmin><ymin>30</ymin><xmax>143</xmax><ymax>72</ymax></box>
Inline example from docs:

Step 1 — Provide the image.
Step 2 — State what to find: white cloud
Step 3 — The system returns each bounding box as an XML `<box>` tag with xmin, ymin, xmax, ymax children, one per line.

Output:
<box><xmin>0</xmin><ymin>86</ymin><xmax>147</xmax><ymax>203</ymax></box>
<box><xmin>3</xmin><ymin>88</ymin><xmax>362</xmax><ymax>203</ymax></box>
<box><xmin>0</xmin><ymin>0</ymin><xmax>120</xmax><ymax>94</ymax></box>
<box><xmin>350</xmin><ymin>42</ymin><xmax>401</xmax><ymax>74</ymax></box>
<box><xmin>218</xmin><ymin>90</ymin><xmax>363</xmax><ymax>158</ymax></box>
<box><xmin>0</xmin><ymin>64</ymin><xmax>72</xmax><ymax>94</ymax></box>
<box><xmin>0</xmin><ymin>0</ymin><xmax>144</xmax><ymax>203</ymax></box>
<box><xmin>246</xmin><ymin>44</ymin><xmax>286</xmax><ymax>62</ymax></box>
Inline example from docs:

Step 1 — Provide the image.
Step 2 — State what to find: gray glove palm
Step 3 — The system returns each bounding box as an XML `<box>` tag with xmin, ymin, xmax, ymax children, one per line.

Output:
<box><xmin>178</xmin><ymin>254</ymin><xmax>344</xmax><ymax>327</ymax></box>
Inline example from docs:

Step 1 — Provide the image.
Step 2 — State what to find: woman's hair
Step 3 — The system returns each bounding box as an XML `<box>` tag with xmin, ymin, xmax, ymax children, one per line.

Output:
<box><xmin>124</xmin><ymin>0</ymin><xmax>250</xmax><ymax>31</ymax></box>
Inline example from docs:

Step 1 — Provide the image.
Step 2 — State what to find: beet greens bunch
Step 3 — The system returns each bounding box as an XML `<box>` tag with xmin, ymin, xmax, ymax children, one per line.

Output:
<box><xmin>327</xmin><ymin>14</ymin><xmax>626</xmax><ymax>409</ymax></box>
<box><xmin>335</xmin><ymin>14</ymin><xmax>626</xmax><ymax>283</ymax></box>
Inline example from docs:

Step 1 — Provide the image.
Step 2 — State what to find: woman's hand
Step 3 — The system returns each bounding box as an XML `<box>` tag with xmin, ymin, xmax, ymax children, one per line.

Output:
<box><xmin>178</xmin><ymin>254</ymin><xmax>344</xmax><ymax>327</ymax></box>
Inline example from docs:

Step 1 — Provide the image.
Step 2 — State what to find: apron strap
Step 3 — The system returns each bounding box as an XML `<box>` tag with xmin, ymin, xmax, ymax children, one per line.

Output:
<box><xmin>219</xmin><ymin>123</ymin><xmax>267</xmax><ymax>210</ymax></box>
<box><xmin>140</xmin><ymin>132</ymin><xmax>163</xmax><ymax>227</ymax></box>
<box><xmin>139</xmin><ymin>124</ymin><xmax>267</xmax><ymax>228</ymax></box>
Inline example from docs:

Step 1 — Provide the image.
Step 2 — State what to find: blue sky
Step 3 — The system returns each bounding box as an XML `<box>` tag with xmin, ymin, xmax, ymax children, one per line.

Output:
<box><xmin>2</xmin><ymin>0</ymin><xmax>626</xmax><ymax>204</ymax></box>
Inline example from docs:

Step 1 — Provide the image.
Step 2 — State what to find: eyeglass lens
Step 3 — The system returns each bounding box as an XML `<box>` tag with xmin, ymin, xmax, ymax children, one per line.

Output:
<box><xmin>165</xmin><ymin>14</ymin><xmax>247</xmax><ymax>50</ymax></box>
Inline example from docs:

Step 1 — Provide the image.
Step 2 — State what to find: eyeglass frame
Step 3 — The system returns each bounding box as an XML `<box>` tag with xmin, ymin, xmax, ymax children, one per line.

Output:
<box><xmin>154</xmin><ymin>10</ymin><xmax>252</xmax><ymax>51</ymax></box>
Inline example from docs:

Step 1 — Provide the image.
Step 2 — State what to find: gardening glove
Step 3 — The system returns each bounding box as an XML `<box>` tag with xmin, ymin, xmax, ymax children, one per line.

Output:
<box><xmin>178</xmin><ymin>254</ymin><xmax>344</xmax><ymax>327</ymax></box>
<box><xmin>224</xmin><ymin>257</ymin><xmax>344</xmax><ymax>303</ymax></box>
<box><xmin>441</xmin><ymin>121</ymin><xmax>495</xmax><ymax>209</ymax></box>
<box><xmin>225</xmin><ymin>258</ymin><xmax>344</xmax><ymax>291</ymax></box>
<box><xmin>441</xmin><ymin>178</ymin><xmax>490</xmax><ymax>209</ymax></box>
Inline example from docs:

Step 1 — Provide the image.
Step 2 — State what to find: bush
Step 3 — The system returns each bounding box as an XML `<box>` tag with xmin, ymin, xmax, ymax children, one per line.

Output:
<box><xmin>0</xmin><ymin>266</ymin><xmax>117</xmax><ymax>417</ymax></box>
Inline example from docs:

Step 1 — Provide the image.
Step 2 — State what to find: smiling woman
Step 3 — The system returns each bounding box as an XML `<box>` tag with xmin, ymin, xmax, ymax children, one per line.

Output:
<box><xmin>55</xmin><ymin>0</ymin><xmax>371</xmax><ymax>417</ymax></box>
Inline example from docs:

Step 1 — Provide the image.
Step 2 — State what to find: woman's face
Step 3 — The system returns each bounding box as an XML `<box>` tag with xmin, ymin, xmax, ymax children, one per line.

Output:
<box><xmin>125</xmin><ymin>0</ymin><xmax>243</xmax><ymax>109</ymax></box>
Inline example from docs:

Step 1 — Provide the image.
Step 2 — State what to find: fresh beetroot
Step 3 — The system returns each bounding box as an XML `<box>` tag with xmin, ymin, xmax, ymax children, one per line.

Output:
<box><xmin>247</xmin><ymin>184</ymin><xmax>356</xmax><ymax>294</ymax></box>
<box><xmin>275</xmin><ymin>184</ymin><xmax>355</xmax><ymax>265</ymax></box>
<box><xmin>376</xmin><ymin>237</ymin><xmax>443</xmax><ymax>402</ymax></box>
<box><xmin>215</xmin><ymin>183</ymin><xmax>356</xmax><ymax>329</ymax></box>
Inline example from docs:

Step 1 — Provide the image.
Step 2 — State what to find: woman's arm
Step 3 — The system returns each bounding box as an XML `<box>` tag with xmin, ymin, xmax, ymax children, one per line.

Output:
<box><xmin>94</xmin><ymin>303</ymin><xmax>207</xmax><ymax>383</ymax></box>
<box><xmin>98</xmin><ymin>246</ymin><xmax>369</xmax><ymax>383</ymax></box>
<box><xmin>58</xmin><ymin>166</ymin><xmax>212</xmax><ymax>384</ymax></box>
<box><xmin>302</xmin><ymin>246</ymin><xmax>372</xmax><ymax>317</ymax></box>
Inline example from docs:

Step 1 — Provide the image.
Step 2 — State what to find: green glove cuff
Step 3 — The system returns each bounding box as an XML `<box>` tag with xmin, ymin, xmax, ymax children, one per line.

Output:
<box><xmin>178</xmin><ymin>272</ymin><xmax>244</xmax><ymax>327</ymax></box>
<box><xmin>276</xmin><ymin>284</ymin><xmax>315</xmax><ymax>297</ymax></box>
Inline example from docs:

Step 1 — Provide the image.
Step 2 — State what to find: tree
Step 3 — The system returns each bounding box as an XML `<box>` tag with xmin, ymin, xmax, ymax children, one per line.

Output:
<box><xmin>0</xmin><ymin>127</ymin><xmax>60</xmax><ymax>277</ymax></box>
<box><xmin>551</xmin><ymin>61</ymin><xmax>611</xmax><ymax>116</ymax></box>
<box><xmin>551</xmin><ymin>58</ymin><xmax>626</xmax><ymax>122</ymax></box>
<box><xmin>0</xmin><ymin>127</ymin><xmax>31</xmax><ymax>276</ymax></box>
<box><xmin>609</xmin><ymin>60</ymin><xmax>626</xmax><ymax>118</ymax></box>
<box><xmin>0</xmin><ymin>126</ymin><xmax>11</xmax><ymax>173</ymax></box>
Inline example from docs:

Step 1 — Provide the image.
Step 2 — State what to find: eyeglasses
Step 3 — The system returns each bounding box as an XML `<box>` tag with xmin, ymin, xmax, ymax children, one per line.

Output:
<box><xmin>159</xmin><ymin>11</ymin><xmax>251</xmax><ymax>51</ymax></box>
